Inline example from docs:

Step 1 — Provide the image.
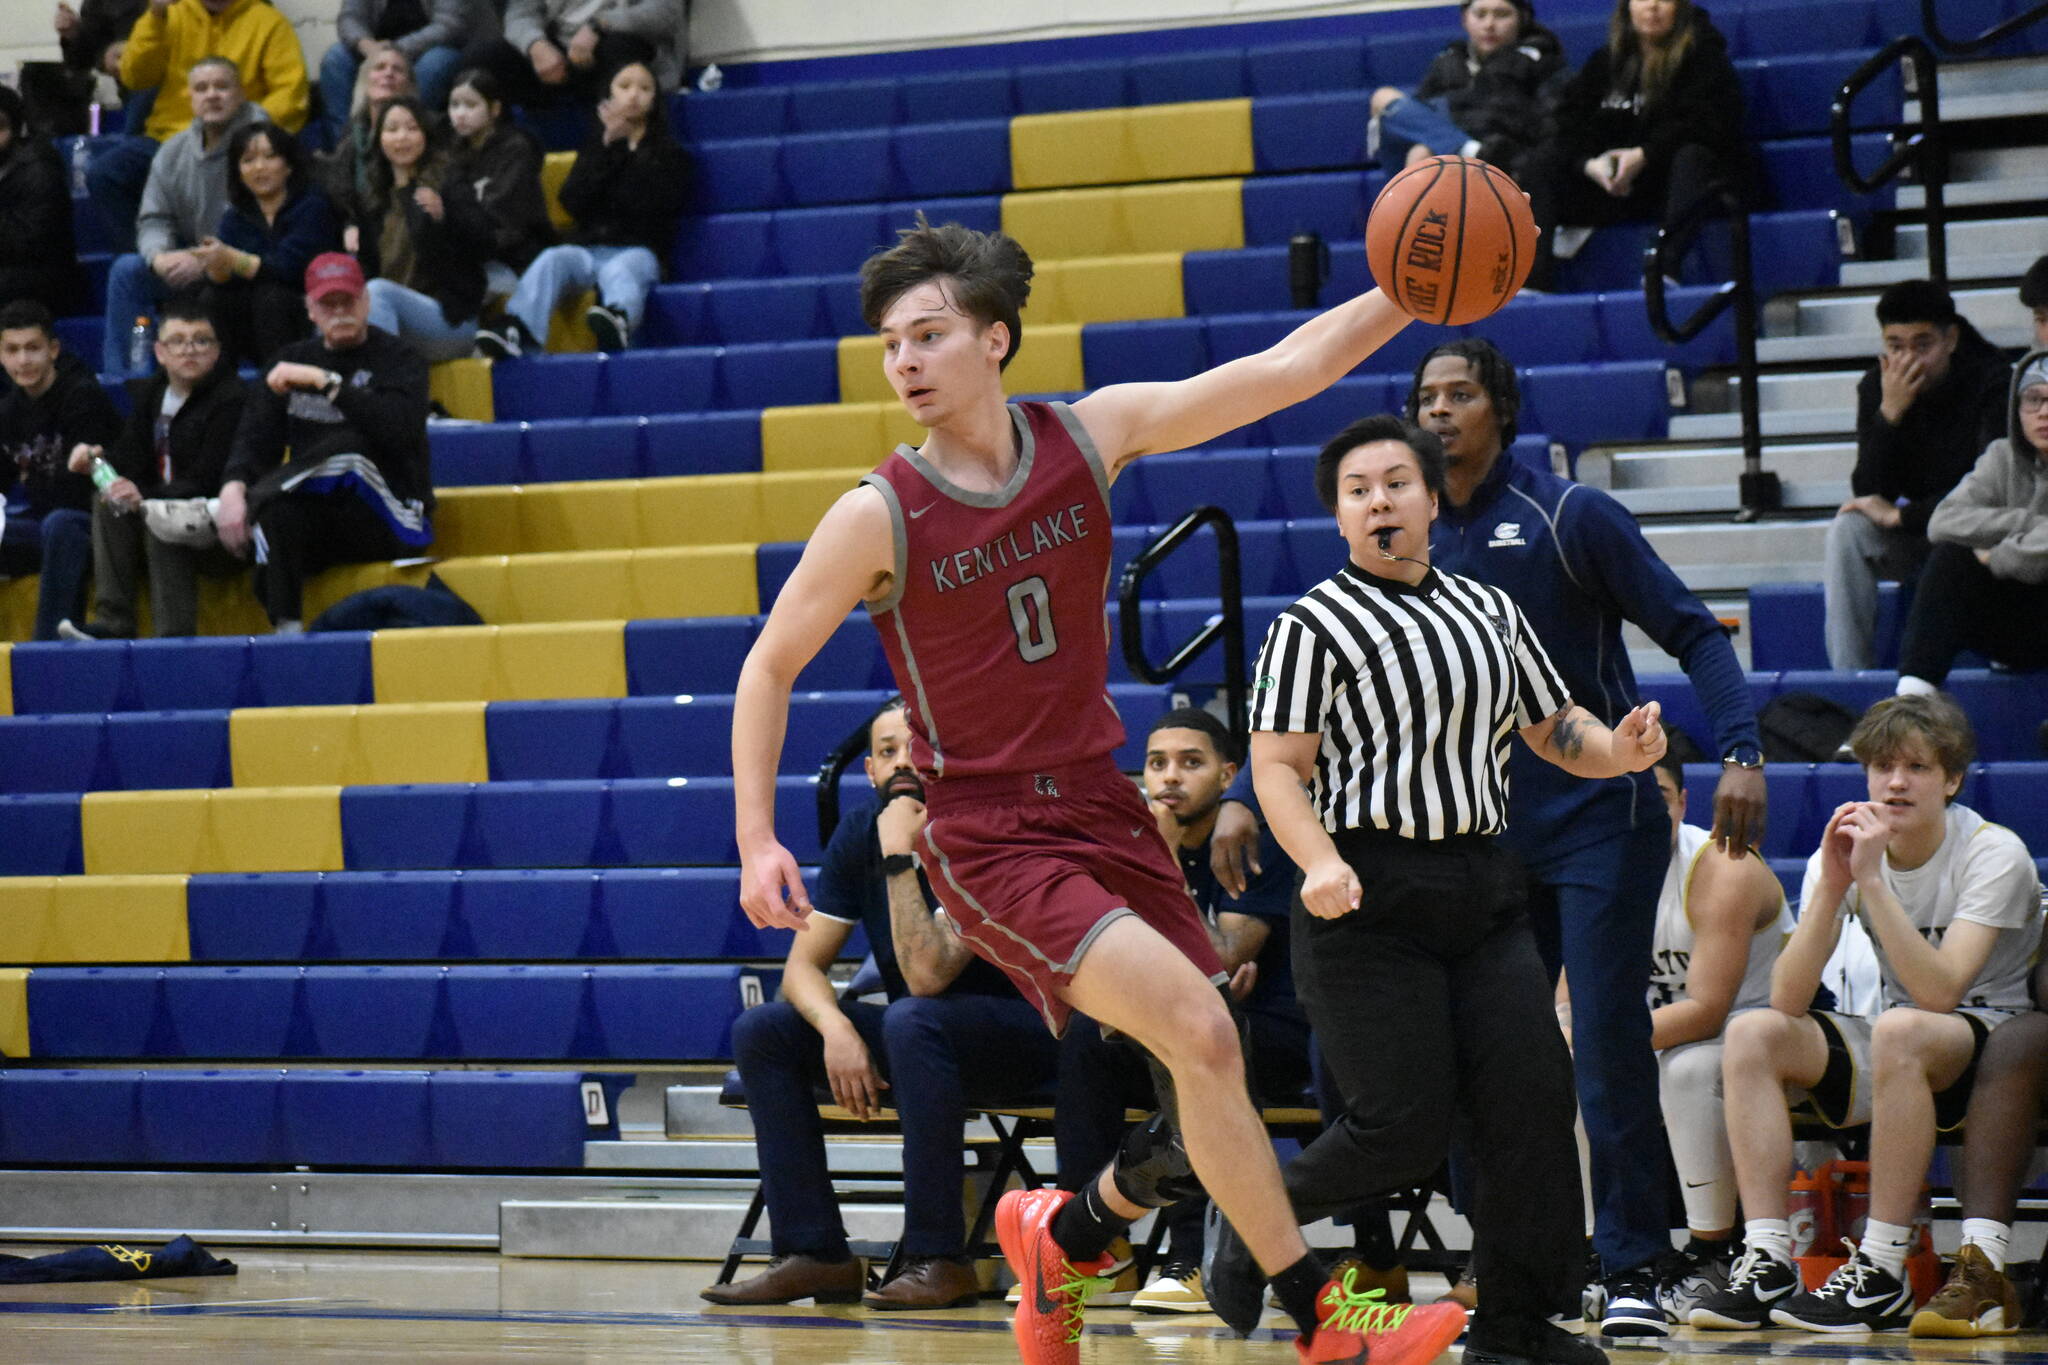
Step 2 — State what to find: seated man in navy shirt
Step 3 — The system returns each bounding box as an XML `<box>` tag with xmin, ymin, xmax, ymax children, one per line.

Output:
<box><xmin>1055</xmin><ymin>706</ymin><xmax>1309</xmax><ymax>1314</ymax></box>
<box><xmin>705</xmin><ymin>700</ymin><xmax>1058</xmax><ymax>1311</ymax></box>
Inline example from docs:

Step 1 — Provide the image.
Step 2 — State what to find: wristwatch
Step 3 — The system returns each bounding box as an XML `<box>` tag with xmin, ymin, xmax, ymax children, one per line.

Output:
<box><xmin>1722</xmin><ymin>743</ymin><xmax>1764</xmax><ymax>769</ymax></box>
<box><xmin>881</xmin><ymin>852</ymin><xmax>919</xmax><ymax>877</ymax></box>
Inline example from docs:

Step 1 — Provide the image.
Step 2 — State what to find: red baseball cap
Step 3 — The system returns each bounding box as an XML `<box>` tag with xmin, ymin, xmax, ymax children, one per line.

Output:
<box><xmin>304</xmin><ymin>252</ymin><xmax>367</xmax><ymax>302</ymax></box>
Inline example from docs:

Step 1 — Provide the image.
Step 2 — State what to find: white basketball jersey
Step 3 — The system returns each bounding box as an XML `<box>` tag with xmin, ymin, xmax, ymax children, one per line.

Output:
<box><xmin>1649</xmin><ymin>823</ymin><xmax>1792</xmax><ymax>1013</ymax></box>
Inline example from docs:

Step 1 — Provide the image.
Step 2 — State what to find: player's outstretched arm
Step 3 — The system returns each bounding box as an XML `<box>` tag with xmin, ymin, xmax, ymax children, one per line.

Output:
<box><xmin>1071</xmin><ymin>287</ymin><xmax>1412</xmax><ymax>470</ymax></box>
<box><xmin>734</xmin><ymin>486</ymin><xmax>895</xmax><ymax>931</ymax></box>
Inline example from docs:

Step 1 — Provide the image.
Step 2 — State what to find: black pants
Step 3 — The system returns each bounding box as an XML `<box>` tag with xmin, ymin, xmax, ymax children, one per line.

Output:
<box><xmin>1524</xmin><ymin>139</ymin><xmax>1727</xmax><ymax>291</ymax></box>
<box><xmin>1286</xmin><ymin>828</ymin><xmax>1583</xmax><ymax>1324</ymax></box>
<box><xmin>253</xmin><ymin>489</ymin><xmax>409</xmax><ymax>625</ymax></box>
<box><xmin>1898</xmin><ymin>539</ymin><xmax>2048</xmax><ymax>686</ymax></box>
<box><xmin>460</xmin><ymin>32</ymin><xmax>659</xmax><ymax>113</ymax></box>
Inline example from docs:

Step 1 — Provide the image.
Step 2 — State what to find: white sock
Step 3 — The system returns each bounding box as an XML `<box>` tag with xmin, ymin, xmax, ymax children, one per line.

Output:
<box><xmin>1962</xmin><ymin>1218</ymin><xmax>2012</xmax><ymax>1272</ymax></box>
<box><xmin>1895</xmin><ymin>674</ymin><xmax>1937</xmax><ymax>696</ymax></box>
<box><xmin>1744</xmin><ymin>1218</ymin><xmax>1793</xmax><ymax>1266</ymax></box>
<box><xmin>1861</xmin><ymin>1218</ymin><xmax>1914</xmax><ymax>1278</ymax></box>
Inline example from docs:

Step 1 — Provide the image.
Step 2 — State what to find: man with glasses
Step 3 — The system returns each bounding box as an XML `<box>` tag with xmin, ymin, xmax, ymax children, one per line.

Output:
<box><xmin>1894</xmin><ymin>350</ymin><xmax>2048</xmax><ymax>694</ymax></box>
<box><xmin>59</xmin><ymin>299</ymin><xmax>247</xmax><ymax>640</ymax></box>
<box><xmin>215</xmin><ymin>253</ymin><xmax>433</xmax><ymax>633</ymax></box>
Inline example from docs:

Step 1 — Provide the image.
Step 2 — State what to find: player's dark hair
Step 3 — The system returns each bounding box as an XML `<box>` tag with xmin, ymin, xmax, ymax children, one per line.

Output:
<box><xmin>1149</xmin><ymin>706</ymin><xmax>1240</xmax><ymax>766</ymax></box>
<box><xmin>1314</xmin><ymin>414</ymin><xmax>1448</xmax><ymax>512</ymax></box>
<box><xmin>2021</xmin><ymin>255</ymin><xmax>2048</xmax><ymax>310</ymax></box>
<box><xmin>1875</xmin><ymin>279</ymin><xmax>1959</xmax><ymax>328</ymax></box>
<box><xmin>1847</xmin><ymin>693</ymin><xmax>1975</xmax><ymax>799</ymax></box>
<box><xmin>0</xmin><ymin>299</ymin><xmax>56</xmax><ymax>339</ymax></box>
<box><xmin>1404</xmin><ymin>337</ymin><xmax>1522</xmax><ymax>446</ymax></box>
<box><xmin>859</xmin><ymin>214</ymin><xmax>1034</xmax><ymax>370</ymax></box>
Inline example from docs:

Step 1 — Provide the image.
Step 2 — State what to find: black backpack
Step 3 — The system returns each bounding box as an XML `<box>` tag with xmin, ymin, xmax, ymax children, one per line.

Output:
<box><xmin>1758</xmin><ymin>692</ymin><xmax>1859</xmax><ymax>763</ymax></box>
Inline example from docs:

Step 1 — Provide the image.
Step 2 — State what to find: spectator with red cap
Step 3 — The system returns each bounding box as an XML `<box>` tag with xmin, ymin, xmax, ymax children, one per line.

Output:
<box><xmin>216</xmin><ymin>252</ymin><xmax>434</xmax><ymax>633</ymax></box>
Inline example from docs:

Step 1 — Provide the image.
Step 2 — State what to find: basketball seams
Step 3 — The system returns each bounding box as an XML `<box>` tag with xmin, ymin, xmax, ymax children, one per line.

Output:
<box><xmin>1438</xmin><ymin>157</ymin><xmax>1468</xmax><ymax>328</ymax></box>
<box><xmin>1473</xmin><ymin>162</ymin><xmax>1521</xmax><ymax>318</ymax></box>
<box><xmin>1383</xmin><ymin>160</ymin><xmax>1445</xmax><ymax>320</ymax></box>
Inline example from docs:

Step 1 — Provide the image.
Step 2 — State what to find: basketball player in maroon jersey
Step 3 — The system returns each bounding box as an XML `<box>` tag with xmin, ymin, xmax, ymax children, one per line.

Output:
<box><xmin>732</xmin><ymin>219</ymin><xmax>1466</xmax><ymax>1365</ymax></box>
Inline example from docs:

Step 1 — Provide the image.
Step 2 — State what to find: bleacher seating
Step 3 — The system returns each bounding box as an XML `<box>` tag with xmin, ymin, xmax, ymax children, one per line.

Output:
<box><xmin>6</xmin><ymin>0</ymin><xmax>2046</xmax><ymax>1202</ymax></box>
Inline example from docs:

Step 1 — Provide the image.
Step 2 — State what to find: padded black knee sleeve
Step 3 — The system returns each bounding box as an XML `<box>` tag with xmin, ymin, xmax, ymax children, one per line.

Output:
<box><xmin>1110</xmin><ymin>1112</ymin><xmax>1204</xmax><ymax>1210</ymax></box>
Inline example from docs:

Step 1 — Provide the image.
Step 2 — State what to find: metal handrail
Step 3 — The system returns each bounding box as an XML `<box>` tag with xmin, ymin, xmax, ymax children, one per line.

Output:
<box><xmin>1115</xmin><ymin>506</ymin><xmax>1248</xmax><ymax>762</ymax></box>
<box><xmin>1922</xmin><ymin>0</ymin><xmax>2048</xmax><ymax>53</ymax></box>
<box><xmin>815</xmin><ymin>710</ymin><xmax>880</xmax><ymax>847</ymax></box>
<box><xmin>1644</xmin><ymin>185</ymin><xmax>1779</xmax><ymax>521</ymax></box>
<box><xmin>1831</xmin><ymin>36</ymin><xmax>1946</xmax><ymax>286</ymax></box>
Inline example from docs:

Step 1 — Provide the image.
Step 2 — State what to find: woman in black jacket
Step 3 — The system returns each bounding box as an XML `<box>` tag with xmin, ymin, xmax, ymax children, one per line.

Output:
<box><xmin>445</xmin><ymin>66</ymin><xmax>554</xmax><ymax>297</ymax></box>
<box><xmin>195</xmin><ymin>121</ymin><xmax>342</xmax><ymax>369</ymax></box>
<box><xmin>353</xmin><ymin>96</ymin><xmax>496</xmax><ymax>363</ymax></box>
<box><xmin>475</xmin><ymin>60</ymin><xmax>688</xmax><ymax>358</ymax></box>
<box><xmin>1369</xmin><ymin>0</ymin><xmax>1567</xmax><ymax>179</ymax></box>
<box><xmin>1523</xmin><ymin>0</ymin><xmax>1750</xmax><ymax>290</ymax></box>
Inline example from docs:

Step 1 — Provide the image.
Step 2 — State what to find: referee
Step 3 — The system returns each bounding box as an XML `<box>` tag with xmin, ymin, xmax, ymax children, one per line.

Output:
<box><xmin>1205</xmin><ymin>415</ymin><xmax>1665</xmax><ymax>1365</ymax></box>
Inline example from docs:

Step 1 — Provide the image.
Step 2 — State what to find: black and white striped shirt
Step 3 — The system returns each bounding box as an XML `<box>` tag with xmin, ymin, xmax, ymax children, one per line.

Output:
<box><xmin>1249</xmin><ymin>562</ymin><xmax>1573</xmax><ymax>840</ymax></box>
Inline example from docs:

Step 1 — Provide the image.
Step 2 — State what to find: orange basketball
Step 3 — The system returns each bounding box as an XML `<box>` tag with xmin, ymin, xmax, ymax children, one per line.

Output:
<box><xmin>1364</xmin><ymin>155</ymin><xmax>1537</xmax><ymax>327</ymax></box>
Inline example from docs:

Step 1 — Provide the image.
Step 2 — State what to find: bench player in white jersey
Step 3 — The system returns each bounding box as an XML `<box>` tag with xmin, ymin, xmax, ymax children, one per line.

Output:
<box><xmin>1642</xmin><ymin>743</ymin><xmax>1792</xmax><ymax>1318</ymax></box>
<box><xmin>1692</xmin><ymin>693</ymin><xmax>2044</xmax><ymax>1333</ymax></box>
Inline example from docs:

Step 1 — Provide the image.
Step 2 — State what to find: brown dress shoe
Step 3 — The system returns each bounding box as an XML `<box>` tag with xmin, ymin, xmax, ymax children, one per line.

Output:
<box><xmin>700</xmin><ymin>1253</ymin><xmax>865</xmax><ymax>1305</ymax></box>
<box><xmin>861</xmin><ymin>1255</ymin><xmax>982</xmax><ymax>1310</ymax></box>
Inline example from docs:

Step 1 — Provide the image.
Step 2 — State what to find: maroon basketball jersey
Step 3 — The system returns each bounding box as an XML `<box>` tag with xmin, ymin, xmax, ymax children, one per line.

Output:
<box><xmin>861</xmin><ymin>401</ymin><xmax>1126</xmax><ymax>780</ymax></box>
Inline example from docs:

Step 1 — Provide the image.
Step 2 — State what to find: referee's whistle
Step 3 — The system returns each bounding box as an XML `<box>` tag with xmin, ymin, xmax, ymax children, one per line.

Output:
<box><xmin>1375</xmin><ymin>526</ymin><xmax>1397</xmax><ymax>559</ymax></box>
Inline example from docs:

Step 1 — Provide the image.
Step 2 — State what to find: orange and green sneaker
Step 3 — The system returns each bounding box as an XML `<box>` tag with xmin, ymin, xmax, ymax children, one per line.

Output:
<box><xmin>995</xmin><ymin>1187</ymin><xmax>1118</xmax><ymax>1365</ymax></box>
<box><xmin>1297</xmin><ymin>1265</ymin><xmax>1469</xmax><ymax>1364</ymax></box>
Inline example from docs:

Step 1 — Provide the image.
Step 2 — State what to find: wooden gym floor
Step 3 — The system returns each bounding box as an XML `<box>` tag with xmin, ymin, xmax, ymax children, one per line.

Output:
<box><xmin>5</xmin><ymin>1244</ymin><xmax>2048</xmax><ymax>1362</ymax></box>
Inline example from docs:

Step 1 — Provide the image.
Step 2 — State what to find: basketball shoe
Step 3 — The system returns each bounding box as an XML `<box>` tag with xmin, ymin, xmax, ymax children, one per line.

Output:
<box><xmin>1769</xmin><ymin>1240</ymin><xmax>1913</xmax><ymax>1332</ymax></box>
<box><xmin>1296</xmin><ymin>1265</ymin><xmax>1468</xmax><ymax>1364</ymax></box>
<box><xmin>1911</xmin><ymin>1244</ymin><xmax>2022</xmax><ymax>1338</ymax></box>
<box><xmin>996</xmin><ymin>1188</ymin><xmax>1118</xmax><ymax>1365</ymax></box>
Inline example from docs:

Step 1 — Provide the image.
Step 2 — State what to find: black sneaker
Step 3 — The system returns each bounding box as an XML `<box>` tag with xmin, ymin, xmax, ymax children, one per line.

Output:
<box><xmin>1598</xmin><ymin>1262</ymin><xmax>1670</xmax><ymax>1337</ymax></box>
<box><xmin>474</xmin><ymin>322</ymin><xmax>523</xmax><ymax>360</ymax></box>
<box><xmin>1770</xmin><ymin>1241</ymin><xmax>1913</xmax><ymax>1332</ymax></box>
<box><xmin>1690</xmin><ymin>1245</ymin><xmax>1799</xmax><ymax>1329</ymax></box>
<box><xmin>1656</xmin><ymin>1239</ymin><xmax>1736</xmax><ymax>1322</ymax></box>
<box><xmin>1199</xmin><ymin>1201</ymin><xmax>1266</xmax><ymax>1336</ymax></box>
<box><xmin>1465</xmin><ymin>1314</ymin><xmax>1610</xmax><ymax>1365</ymax></box>
<box><xmin>585</xmin><ymin>302</ymin><xmax>631</xmax><ymax>351</ymax></box>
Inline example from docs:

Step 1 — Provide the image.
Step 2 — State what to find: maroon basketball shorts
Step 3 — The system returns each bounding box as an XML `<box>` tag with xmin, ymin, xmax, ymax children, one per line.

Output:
<box><xmin>918</xmin><ymin>755</ymin><xmax>1225</xmax><ymax>1035</ymax></box>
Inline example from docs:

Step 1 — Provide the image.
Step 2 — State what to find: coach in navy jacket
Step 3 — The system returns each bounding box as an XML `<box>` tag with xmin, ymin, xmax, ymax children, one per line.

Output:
<box><xmin>1419</xmin><ymin>338</ymin><xmax>1763</xmax><ymax>1329</ymax></box>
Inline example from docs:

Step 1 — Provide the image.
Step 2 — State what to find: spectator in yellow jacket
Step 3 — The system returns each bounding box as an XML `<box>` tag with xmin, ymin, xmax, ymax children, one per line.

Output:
<box><xmin>91</xmin><ymin>0</ymin><xmax>309</xmax><ymax>255</ymax></box>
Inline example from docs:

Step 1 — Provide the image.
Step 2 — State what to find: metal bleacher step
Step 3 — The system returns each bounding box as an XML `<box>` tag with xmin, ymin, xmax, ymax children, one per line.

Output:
<box><xmin>1670</xmin><ymin>370</ymin><xmax>1860</xmax><ymax>441</ymax></box>
<box><xmin>1903</xmin><ymin>54</ymin><xmax>2048</xmax><ymax>124</ymax></box>
<box><xmin>1582</xmin><ymin>440</ymin><xmax>1854</xmax><ymax>515</ymax></box>
<box><xmin>501</xmin><ymin>1182</ymin><xmax>912</xmax><ymax>1260</ymax></box>
<box><xmin>1757</xmin><ymin>285</ymin><xmax>2034</xmax><ymax>365</ymax></box>
<box><xmin>1637</xmin><ymin>518</ymin><xmax>1830</xmax><ymax>593</ymax></box>
<box><xmin>1896</xmin><ymin>145</ymin><xmax>2048</xmax><ymax>211</ymax></box>
<box><xmin>1840</xmin><ymin>215</ymin><xmax>2048</xmax><ymax>287</ymax></box>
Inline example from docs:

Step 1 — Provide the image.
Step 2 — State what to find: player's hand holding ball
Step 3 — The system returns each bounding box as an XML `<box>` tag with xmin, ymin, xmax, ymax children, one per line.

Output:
<box><xmin>1366</xmin><ymin>155</ymin><xmax>1538</xmax><ymax>326</ymax></box>
<box><xmin>1300</xmin><ymin>857</ymin><xmax>1363</xmax><ymax>920</ymax></box>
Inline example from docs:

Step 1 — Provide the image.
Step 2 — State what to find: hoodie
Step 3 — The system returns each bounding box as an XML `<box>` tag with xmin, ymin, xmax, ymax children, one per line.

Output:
<box><xmin>1851</xmin><ymin>320</ymin><xmax>2012</xmax><ymax>536</ymax></box>
<box><xmin>1413</xmin><ymin>23</ymin><xmax>1570</xmax><ymax>174</ymax></box>
<box><xmin>0</xmin><ymin>351</ymin><xmax>123</xmax><ymax>520</ymax></box>
<box><xmin>1927</xmin><ymin>348</ymin><xmax>2048</xmax><ymax>584</ymax></box>
<box><xmin>1550</xmin><ymin>5</ymin><xmax>1747</xmax><ymax>175</ymax></box>
<box><xmin>120</xmin><ymin>0</ymin><xmax>309</xmax><ymax>142</ymax></box>
<box><xmin>134</xmin><ymin>99</ymin><xmax>272</xmax><ymax>262</ymax></box>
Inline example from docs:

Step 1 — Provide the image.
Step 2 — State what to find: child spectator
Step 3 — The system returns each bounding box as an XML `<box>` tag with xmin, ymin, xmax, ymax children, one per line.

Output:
<box><xmin>444</xmin><ymin>67</ymin><xmax>553</xmax><ymax>297</ymax></box>
<box><xmin>352</xmin><ymin>98</ymin><xmax>496</xmax><ymax>363</ymax></box>
<box><xmin>474</xmin><ymin>60</ymin><xmax>685</xmax><ymax>358</ymax></box>
<box><xmin>1367</xmin><ymin>0</ymin><xmax>1566</xmax><ymax>178</ymax></box>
